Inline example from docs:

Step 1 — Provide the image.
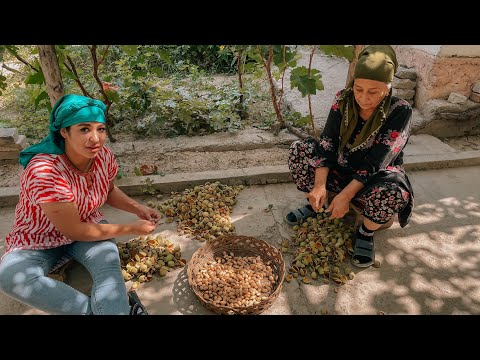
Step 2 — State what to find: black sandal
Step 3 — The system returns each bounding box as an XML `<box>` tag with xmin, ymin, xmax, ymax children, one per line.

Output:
<box><xmin>128</xmin><ymin>290</ymin><xmax>149</xmax><ymax>315</ymax></box>
<box><xmin>351</xmin><ymin>237</ymin><xmax>375</xmax><ymax>268</ymax></box>
<box><xmin>285</xmin><ymin>204</ymin><xmax>316</xmax><ymax>225</ymax></box>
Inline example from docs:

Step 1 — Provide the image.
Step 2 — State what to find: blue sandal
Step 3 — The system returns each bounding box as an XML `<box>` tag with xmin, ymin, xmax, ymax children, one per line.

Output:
<box><xmin>351</xmin><ymin>237</ymin><xmax>375</xmax><ymax>268</ymax></box>
<box><xmin>285</xmin><ymin>205</ymin><xmax>316</xmax><ymax>225</ymax></box>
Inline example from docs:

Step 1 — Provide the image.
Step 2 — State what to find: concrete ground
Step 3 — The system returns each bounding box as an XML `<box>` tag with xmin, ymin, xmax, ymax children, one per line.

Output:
<box><xmin>1</xmin><ymin>165</ymin><xmax>479</xmax><ymax>315</ymax></box>
<box><xmin>1</xmin><ymin>46</ymin><xmax>478</xmax><ymax>315</ymax></box>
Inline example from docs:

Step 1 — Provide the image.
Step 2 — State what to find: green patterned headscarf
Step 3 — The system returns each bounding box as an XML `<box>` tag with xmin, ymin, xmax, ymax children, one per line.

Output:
<box><xmin>338</xmin><ymin>45</ymin><xmax>398</xmax><ymax>152</ymax></box>
<box><xmin>19</xmin><ymin>94</ymin><xmax>107</xmax><ymax>168</ymax></box>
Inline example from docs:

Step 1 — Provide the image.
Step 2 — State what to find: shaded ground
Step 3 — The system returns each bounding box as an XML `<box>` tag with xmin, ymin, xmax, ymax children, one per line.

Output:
<box><xmin>1</xmin><ymin>166</ymin><xmax>479</xmax><ymax>315</ymax></box>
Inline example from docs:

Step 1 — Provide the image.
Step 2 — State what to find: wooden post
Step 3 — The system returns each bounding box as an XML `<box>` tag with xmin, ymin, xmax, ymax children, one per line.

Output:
<box><xmin>37</xmin><ymin>45</ymin><xmax>64</xmax><ymax>106</ymax></box>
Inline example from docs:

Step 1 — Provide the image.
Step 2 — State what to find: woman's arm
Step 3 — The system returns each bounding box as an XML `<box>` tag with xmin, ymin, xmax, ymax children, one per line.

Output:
<box><xmin>305</xmin><ymin>92</ymin><xmax>345</xmax><ymax>211</ymax></box>
<box><xmin>307</xmin><ymin>167</ymin><xmax>330</xmax><ymax>211</ymax></box>
<box><xmin>326</xmin><ymin>178</ymin><xmax>364</xmax><ymax>219</ymax></box>
<box><xmin>310</xmin><ymin>91</ymin><xmax>343</xmax><ymax>169</ymax></box>
<box><xmin>106</xmin><ymin>182</ymin><xmax>161</xmax><ymax>222</ymax></box>
<box><xmin>40</xmin><ymin>201</ymin><xmax>156</xmax><ymax>241</ymax></box>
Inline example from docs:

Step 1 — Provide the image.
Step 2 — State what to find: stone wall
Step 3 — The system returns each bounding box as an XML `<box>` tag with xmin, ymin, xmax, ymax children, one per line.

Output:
<box><xmin>393</xmin><ymin>45</ymin><xmax>480</xmax><ymax>109</ymax></box>
<box><xmin>393</xmin><ymin>45</ymin><xmax>480</xmax><ymax>137</ymax></box>
<box><xmin>392</xmin><ymin>66</ymin><xmax>417</xmax><ymax>107</ymax></box>
<box><xmin>0</xmin><ymin>128</ymin><xmax>29</xmax><ymax>165</ymax></box>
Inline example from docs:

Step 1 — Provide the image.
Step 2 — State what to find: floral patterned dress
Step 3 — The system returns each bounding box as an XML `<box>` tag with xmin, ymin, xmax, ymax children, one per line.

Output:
<box><xmin>288</xmin><ymin>91</ymin><xmax>414</xmax><ymax>227</ymax></box>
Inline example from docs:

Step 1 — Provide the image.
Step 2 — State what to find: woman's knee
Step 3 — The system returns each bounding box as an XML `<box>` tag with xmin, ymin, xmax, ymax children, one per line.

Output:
<box><xmin>289</xmin><ymin>138</ymin><xmax>316</xmax><ymax>153</ymax></box>
<box><xmin>0</xmin><ymin>253</ymin><xmax>41</xmax><ymax>294</ymax></box>
<box><xmin>363</xmin><ymin>185</ymin><xmax>408</xmax><ymax>224</ymax></box>
<box><xmin>72</xmin><ymin>239</ymin><xmax>121</xmax><ymax>269</ymax></box>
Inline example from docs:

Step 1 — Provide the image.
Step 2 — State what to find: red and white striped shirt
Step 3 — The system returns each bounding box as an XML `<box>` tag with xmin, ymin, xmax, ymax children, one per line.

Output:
<box><xmin>4</xmin><ymin>146</ymin><xmax>118</xmax><ymax>257</ymax></box>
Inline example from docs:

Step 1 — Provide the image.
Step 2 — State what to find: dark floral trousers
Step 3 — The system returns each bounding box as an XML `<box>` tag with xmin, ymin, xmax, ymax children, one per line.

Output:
<box><xmin>288</xmin><ymin>139</ymin><xmax>410</xmax><ymax>225</ymax></box>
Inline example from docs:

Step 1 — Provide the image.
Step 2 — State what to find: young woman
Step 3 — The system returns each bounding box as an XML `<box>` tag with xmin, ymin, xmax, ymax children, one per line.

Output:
<box><xmin>0</xmin><ymin>94</ymin><xmax>160</xmax><ymax>314</ymax></box>
<box><xmin>286</xmin><ymin>45</ymin><xmax>414</xmax><ymax>268</ymax></box>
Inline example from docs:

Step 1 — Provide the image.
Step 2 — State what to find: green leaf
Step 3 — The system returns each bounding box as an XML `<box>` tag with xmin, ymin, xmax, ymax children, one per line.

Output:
<box><xmin>158</xmin><ymin>50</ymin><xmax>172</xmax><ymax>65</ymax></box>
<box><xmin>319</xmin><ymin>45</ymin><xmax>355</xmax><ymax>62</ymax></box>
<box><xmin>132</xmin><ymin>70</ymin><xmax>148</xmax><ymax>77</ymax></box>
<box><xmin>130</xmin><ymin>83</ymin><xmax>142</xmax><ymax>92</ymax></box>
<box><xmin>295</xmin><ymin>115</ymin><xmax>311</xmax><ymax>126</ymax></box>
<box><xmin>155</xmin><ymin>116</ymin><xmax>167</xmax><ymax>127</ymax></box>
<box><xmin>63</xmin><ymin>71</ymin><xmax>77</xmax><ymax>80</ymax></box>
<box><xmin>5</xmin><ymin>45</ymin><xmax>19</xmax><ymax>57</ymax></box>
<box><xmin>290</xmin><ymin>67</ymin><xmax>317</xmax><ymax>97</ymax></box>
<box><xmin>121</xmin><ymin>45</ymin><xmax>138</xmax><ymax>56</ymax></box>
<box><xmin>25</xmin><ymin>71</ymin><xmax>45</xmax><ymax>85</ymax></box>
<box><xmin>315</xmin><ymin>78</ymin><xmax>324</xmax><ymax>91</ymax></box>
<box><xmin>290</xmin><ymin>66</ymin><xmax>309</xmax><ymax>77</ymax></box>
<box><xmin>150</xmin><ymin>67</ymin><xmax>164</xmax><ymax>76</ymax></box>
<box><xmin>244</xmin><ymin>63</ymin><xmax>256</xmax><ymax>73</ymax></box>
<box><xmin>273</xmin><ymin>46</ymin><xmax>297</xmax><ymax>68</ymax></box>
<box><xmin>34</xmin><ymin>91</ymin><xmax>49</xmax><ymax>109</ymax></box>
<box><xmin>105</xmin><ymin>89</ymin><xmax>120</xmax><ymax>103</ymax></box>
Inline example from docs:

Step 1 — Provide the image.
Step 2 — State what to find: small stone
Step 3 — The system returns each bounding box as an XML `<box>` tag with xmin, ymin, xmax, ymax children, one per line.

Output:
<box><xmin>447</xmin><ymin>92</ymin><xmax>468</xmax><ymax>104</ymax></box>
<box><xmin>469</xmin><ymin>91</ymin><xmax>480</xmax><ymax>103</ymax></box>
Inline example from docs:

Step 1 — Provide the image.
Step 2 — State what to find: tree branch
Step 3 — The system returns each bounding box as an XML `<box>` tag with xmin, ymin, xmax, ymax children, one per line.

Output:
<box><xmin>6</xmin><ymin>49</ymin><xmax>38</xmax><ymax>72</ymax></box>
<box><xmin>64</xmin><ymin>55</ymin><xmax>94</xmax><ymax>98</ymax></box>
<box><xmin>257</xmin><ymin>45</ymin><xmax>285</xmax><ymax>128</ymax></box>
<box><xmin>286</xmin><ymin>123</ymin><xmax>309</xmax><ymax>139</ymax></box>
<box><xmin>278</xmin><ymin>46</ymin><xmax>287</xmax><ymax>110</ymax></box>
<box><xmin>1</xmin><ymin>64</ymin><xmax>20</xmax><ymax>73</ymax></box>
<box><xmin>97</xmin><ymin>45</ymin><xmax>111</xmax><ymax>67</ymax></box>
<box><xmin>89</xmin><ymin>45</ymin><xmax>112</xmax><ymax>113</ymax></box>
<box><xmin>307</xmin><ymin>46</ymin><xmax>315</xmax><ymax>133</ymax></box>
<box><xmin>89</xmin><ymin>45</ymin><xmax>115</xmax><ymax>142</ymax></box>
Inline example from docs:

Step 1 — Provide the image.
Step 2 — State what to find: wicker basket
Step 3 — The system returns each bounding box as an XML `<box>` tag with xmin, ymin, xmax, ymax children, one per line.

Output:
<box><xmin>187</xmin><ymin>235</ymin><xmax>285</xmax><ymax>315</ymax></box>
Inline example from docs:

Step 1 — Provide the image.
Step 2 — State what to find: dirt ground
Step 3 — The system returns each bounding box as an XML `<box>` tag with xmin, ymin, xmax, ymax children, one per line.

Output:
<box><xmin>442</xmin><ymin>134</ymin><xmax>480</xmax><ymax>151</ymax></box>
<box><xmin>0</xmin><ymin>129</ymin><xmax>290</xmax><ymax>187</ymax></box>
<box><xmin>1</xmin><ymin>132</ymin><xmax>478</xmax><ymax>188</ymax></box>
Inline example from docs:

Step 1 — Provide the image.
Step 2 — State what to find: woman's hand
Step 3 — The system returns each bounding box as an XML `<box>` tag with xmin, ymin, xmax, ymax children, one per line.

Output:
<box><xmin>325</xmin><ymin>193</ymin><xmax>350</xmax><ymax>219</ymax></box>
<box><xmin>135</xmin><ymin>205</ymin><xmax>161</xmax><ymax>224</ymax></box>
<box><xmin>306</xmin><ymin>186</ymin><xmax>327</xmax><ymax>212</ymax></box>
<box><xmin>130</xmin><ymin>219</ymin><xmax>158</xmax><ymax>235</ymax></box>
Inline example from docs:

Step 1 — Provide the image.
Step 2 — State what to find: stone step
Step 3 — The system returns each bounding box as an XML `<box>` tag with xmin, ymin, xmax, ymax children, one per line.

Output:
<box><xmin>0</xmin><ymin>135</ymin><xmax>29</xmax><ymax>151</ymax></box>
<box><xmin>0</xmin><ymin>128</ymin><xmax>18</xmax><ymax>146</ymax></box>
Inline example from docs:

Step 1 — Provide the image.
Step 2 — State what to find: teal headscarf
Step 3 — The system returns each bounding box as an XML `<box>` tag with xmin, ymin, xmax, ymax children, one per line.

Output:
<box><xmin>19</xmin><ymin>94</ymin><xmax>107</xmax><ymax>168</ymax></box>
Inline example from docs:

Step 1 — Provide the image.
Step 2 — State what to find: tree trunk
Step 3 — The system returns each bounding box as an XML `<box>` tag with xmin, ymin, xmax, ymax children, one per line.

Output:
<box><xmin>37</xmin><ymin>45</ymin><xmax>64</xmax><ymax>106</ymax></box>
<box><xmin>345</xmin><ymin>45</ymin><xmax>365</xmax><ymax>87</ymax></box>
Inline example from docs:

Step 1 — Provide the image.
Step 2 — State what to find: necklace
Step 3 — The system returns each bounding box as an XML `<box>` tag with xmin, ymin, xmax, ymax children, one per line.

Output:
<box><xmin>64</xmin><ymin>153</ymin><xmax>93</xmax><ymax>173</ymax></box>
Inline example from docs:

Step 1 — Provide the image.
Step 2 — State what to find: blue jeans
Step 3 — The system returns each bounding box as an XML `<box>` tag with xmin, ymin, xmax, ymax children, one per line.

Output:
<box><xmin>0</xmin><ymin>223</ymin><xmax>130</xmax><ymax>315</ymax></box>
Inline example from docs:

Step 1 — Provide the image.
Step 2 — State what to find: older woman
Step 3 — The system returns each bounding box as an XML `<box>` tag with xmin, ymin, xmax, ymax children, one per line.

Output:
<box><xmin>0</xmin><ymin>94</ymin><xmax>160</xmax><ymax>314</ymax></box>
<box><xmin>286</xmin><ymin>45</ymin><xmax>414</xmax><ymax>268</ymax></box>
